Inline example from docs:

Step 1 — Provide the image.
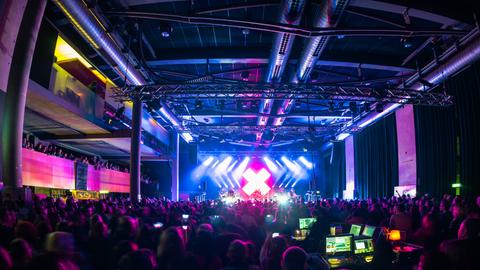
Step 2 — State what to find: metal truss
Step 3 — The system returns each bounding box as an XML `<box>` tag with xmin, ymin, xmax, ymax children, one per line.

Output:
<box><xmin>112</xmin><ymin>83</ymin><xmax>453</xmax><ymax>106</ymax></box>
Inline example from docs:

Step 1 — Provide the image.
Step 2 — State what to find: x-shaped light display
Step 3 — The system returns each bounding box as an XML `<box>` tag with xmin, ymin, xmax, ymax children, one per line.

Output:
<box><xmin>242</xmin><ymin>168</ymin><xmax>271</xmax><ymax>196</ymax></box>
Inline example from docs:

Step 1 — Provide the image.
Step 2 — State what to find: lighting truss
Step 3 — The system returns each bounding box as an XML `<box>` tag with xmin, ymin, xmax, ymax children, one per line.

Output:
<box><xmin>112</xmin><ymin>83</ymin><xmax>453</xmax><ymax>106</ymax></box>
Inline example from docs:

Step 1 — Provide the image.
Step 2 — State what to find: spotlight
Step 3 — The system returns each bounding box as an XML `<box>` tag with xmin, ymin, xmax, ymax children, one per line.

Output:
<box><xmin>159</xmin><ymin>24</ymin><xmax>173</xmax><ymax>38</ymax></box>
<box><xmin>195</xmin><ymin>100</ymin><xmax>203</xmax><ymax>109</ymax></box>
<box><xmin>328</xmin><ymin>101</ymin><xmax>335</xmax><ymax>112</ymax></box>
<box><xmin>363</xmin><ymin>102</ymin><xmax>371</xmax><ymax>112</ymax></box>
<box><xmin>400</xmin><ymin>37</ymin><xmax>413</xmax><ymax>48</ymax></box>
<box><xmin>375</xmin><ymin>103</ymin><xmax>384</xmax><ymax>113</ymax></box>
<box><xmin>277</xmin><ymin>194</ymin><xmax>289</xmax><ymax>205</ymax></box>
<box><xmin>241</xmin><ymin>71</ymin><xmax>250</xmax><ymax>81</ymax></box>
<box><xmin>349</xmin><ymin>102</ymin><xmax>358</xmax><ymax>115</ymax></box>
<box><xmin>298</xmin><ymin>156</ymin><xmax>313</xmax><ymax>169</ymax></box>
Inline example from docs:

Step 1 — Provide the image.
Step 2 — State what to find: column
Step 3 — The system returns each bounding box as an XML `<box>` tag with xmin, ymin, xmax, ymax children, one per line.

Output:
<box><xmin>1</xmin><ymin>0</ymin><xmax>47</xmax><ymax>198</ymax></box>
<box><xmin>130</xmin><ymin>98</ymin><xmax>142</xmax><ymax>202</ymax></box>
<box><xmin>171</xmin><ymin>133</ymin><xmax>179</xmax><ymax>201</ymax></box>
<box><xmin>395</xmin><ymin>104</ymin><xmax>417</xmax><ymax>196</ymax></box>
<box><xmin>344</xmin><ymin>136</ymin><xmax>355</xmax><ymax>199</ymax></box>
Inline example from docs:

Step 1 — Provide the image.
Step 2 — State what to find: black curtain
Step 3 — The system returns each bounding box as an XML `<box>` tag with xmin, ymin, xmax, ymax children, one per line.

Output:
<box><xmin>354</xmin><ymin>114</ymin><xmax>398</xmax><ymax>199</ymax></box>
<box><xmin>446</xmin><ymin>61</ymin><xmax>480</xmax><ymax>197</ymax></box>
<box><xmin>327</xmin><ymin>142</ymin><xmax>346</xmax><ymax>198</ymax></box>
<box><xmin>414</xmin><ymin>105</ymin><xmax>456</xmax><ymax>197</ymax></box>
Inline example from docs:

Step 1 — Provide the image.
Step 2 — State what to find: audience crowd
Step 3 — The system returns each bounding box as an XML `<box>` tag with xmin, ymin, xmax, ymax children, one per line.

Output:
<box><xmin>22</xmin><ymin>137</ymin><xmax>129</xmax><ymax>173</ymax></box>
<box><xmin>0</xmin><ymin>193</ymin><xmax>479</xmax><ymax>270</ymax></box>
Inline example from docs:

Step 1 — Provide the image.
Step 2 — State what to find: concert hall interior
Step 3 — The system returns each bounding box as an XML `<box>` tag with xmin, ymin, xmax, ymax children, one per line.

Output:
<box><xmin>1</xmin><ymin>0</ymin><xmax>480</xmax><ymax>269</ymax></box>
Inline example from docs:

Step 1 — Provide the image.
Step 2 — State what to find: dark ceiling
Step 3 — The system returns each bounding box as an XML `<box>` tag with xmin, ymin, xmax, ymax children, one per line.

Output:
<box><xmin>46</xmin><ymin>0</ymin><xmax>476</xmax><ymax>148</ymax></box>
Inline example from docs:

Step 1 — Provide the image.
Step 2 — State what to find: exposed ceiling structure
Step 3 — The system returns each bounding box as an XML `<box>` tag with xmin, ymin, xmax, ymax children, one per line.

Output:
<box><xmin>46</xmin><ymin>0</ymin><xmax>476</xmax><ymax>148</ymax></box>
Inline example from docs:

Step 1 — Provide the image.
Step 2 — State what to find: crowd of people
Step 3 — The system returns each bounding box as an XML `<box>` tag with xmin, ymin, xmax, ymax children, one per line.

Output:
<box><xmin>22</xmin><ymin>136</ymin><xmax>129</xmax><ymax>173</ymax></box>
<box><xmin>0</xmin><ymin>193</ymin><xmax>479</xmax><ymax>270</ymax></box>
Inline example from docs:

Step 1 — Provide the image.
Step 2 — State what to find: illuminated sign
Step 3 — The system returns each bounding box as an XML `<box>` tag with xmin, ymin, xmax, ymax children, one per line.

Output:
<box><xmin>242</xmin><ymin>168</ymin><xmax>271</xmax><ymax>196</ymax></box>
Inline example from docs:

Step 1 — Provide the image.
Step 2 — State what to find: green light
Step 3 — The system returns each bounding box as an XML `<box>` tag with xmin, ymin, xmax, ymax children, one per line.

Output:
<box><xmin>451</xmin><ymin>183</ymin><xmax>462</xmax><ymax>188</ymax></box>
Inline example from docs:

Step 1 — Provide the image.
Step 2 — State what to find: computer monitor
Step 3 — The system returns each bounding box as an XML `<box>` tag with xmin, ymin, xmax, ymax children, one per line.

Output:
<box><xmin>354</xmin><ymin>238</ymin><xmax>374</xmax><ymax>254</ymax></box>
<box><xmin>299</xmin><ymin>218</ymin><xmax>316</xmax><ymax>230</ymax></box>
<box><xmin>350</xmin><ymin>224</ymin><xmax>362</xmax><ymax>236</ymax></box>
<box><xmin>325</xmin><ymin>235</ymin><xmax>353</xmax><ymax>255</ymax></box>
<box><xmin>362</xmin><ymin>225</ymin><xmax>376</xmax><ymax>237</ymax></box>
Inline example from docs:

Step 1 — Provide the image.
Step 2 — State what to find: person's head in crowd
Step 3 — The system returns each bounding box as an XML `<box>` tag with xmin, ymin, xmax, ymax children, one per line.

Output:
<box><xmin>394</xmin><ymin>204</ymin><xmax>405</xmax><ymax>215</ymax></box>
<box><xmin>418</xmin><ymin>250</ymin><xmax>450</xmax><ymax>270</ymax></box>
<box><xmin>8</xmin><ymin>239</ymin><xmax>32</xmax><ymax>269</ymax></box>
<box><xmin>281</xmin><ymin>247</ymin><xmax>307</xmax><ymax>270</ymax></box>
<box><xmin>227</xmin><ymin>240</ymin><xmax>248</xmax><ymax>265</ymax></box>
<box><xmin>116</xmin><ymin>216</ymin><xmax>138</xmax><ymax>240</ymax></box>
<box><xmin>457</xmin><ymin>218</ymin><xmax>480</xmax><ymax>240</ymax></box>
<box><xmin>113</xmin><ymin>241</ymin><xmax>139</xmax><ymax>267</ymax></box>
<box><xmin>452</xmin><ymin>204</ymin><xmax>465</xmax><ymax>219</ymax></box>
<box><xmin>14</xmin><ymin>221</ymin><xmax>37</xmax><ymax>246</ymax></box>
<box><xmin>157</xmin><ymin>227</ymin><xmax>185</xmax><ymax>259</ymax></box>
<box><xmin>45</xmin><ymin>232</ymin><xmax>75</xmax><ymax>256</ymax></box>
<box><xmin>421</xmin><ymin>213</ymin><xmax>439</xmax><ymax>232</ymax></box>
<box><xmin>119</xmin><ymin>249</ymin><xmax>157</xmax><ymax>270</ymax></box>
<box><xmin>0</xmin><ymin>247</ymin><xmax>12</xmax><ymax>270</ymax></box>
<box><xmin>28</xmin><ymin>252</ymin><xmax>79</xmax><ymax>270</ymax></box>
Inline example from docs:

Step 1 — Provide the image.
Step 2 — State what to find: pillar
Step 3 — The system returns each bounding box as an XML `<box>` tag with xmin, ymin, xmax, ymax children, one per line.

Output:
<box><xmin>1</xmin><ymin>0</ymin><xmax>47</xmax><ymax>198</ymax></box>
<box><xmin>171</xmin><ymin>133</ymin><xmax>179</xmax><ymax>201</ymax></box>
<box><xmin>395</xmin><ymin>104</ymin><xmax>417</xmax><ymax>196</ymax></box>
<box><xmin>344</xmin><ymin>136</ymin><xmax>355</xmax><ymax>199</ymax></box>
<box><xmin>130</xmin><ymin>98</ymin><xmax>142</xmax><ymax>202</ymax></box>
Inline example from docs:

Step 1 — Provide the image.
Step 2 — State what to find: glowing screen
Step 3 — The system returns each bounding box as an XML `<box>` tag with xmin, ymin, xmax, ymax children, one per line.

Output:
<box><xmin>325</xmin><ymin>235</ymin><xmax>352</xmax><ymax>254</ymax></box>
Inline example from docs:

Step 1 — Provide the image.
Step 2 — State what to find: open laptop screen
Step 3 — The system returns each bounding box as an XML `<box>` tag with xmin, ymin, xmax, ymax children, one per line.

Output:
<box><xmin>350</xmin><ymin>224</ymin><xmax>362</xmax><ymax>236</ymax></box>
<box><xmin>362</xmin><ymin>225</ymin><xmax>376</xmax><ymax>237</ymax></box>
<box><xmin>354</xmin><ymin>238</ymin><xmax>374</xmax><ymax>254</ymax></box>
<box><xmin>299</xmin><ymin>218</ymin><xmax>316</xmax><ymax>230</ymax></box>
<box><xmin>326</xmin><ymin>235</ymin><xmax>353</xmax><ymax>255</ymax></box>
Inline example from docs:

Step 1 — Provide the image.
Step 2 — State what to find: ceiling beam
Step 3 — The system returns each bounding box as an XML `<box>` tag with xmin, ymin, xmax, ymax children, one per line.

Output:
<box><xmin>37</xmin><ymin>130</ymin><xmax>132</xmax><ymax>141</ymax></box>
<box><xmin>105</xmin><ymin>11</ymin><xmax>467</xmax><ymax>38</ymax></box>
<box><xmin>146</xmin><ymin>58</ymin><xmax>414</xmax><ymax>73</ymax></box>
<box><xmin>349</xmin><ymin>0</ymin><xmax>462</xmax><ymax>26</ymax></box>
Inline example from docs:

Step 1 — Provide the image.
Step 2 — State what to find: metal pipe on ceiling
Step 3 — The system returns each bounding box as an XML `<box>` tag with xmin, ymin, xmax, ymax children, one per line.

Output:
<box><xmin>51</xmin><ymin>0</ymin><xmax>188</xmax><ymax>139</ymax></box>
<box><xmin>355</xmin><ymin>28</ymin><xmax>480</xmax><ymax>131</ymax></box>
<box><xmin>272</xmin><ymin>0</ymin><xmax>349</xmax><ymax>127</ymax></box>
<box><xmin>256</xmin><ymin>0</ymin><xmax>306</xmax><ymax>139</ymax></box>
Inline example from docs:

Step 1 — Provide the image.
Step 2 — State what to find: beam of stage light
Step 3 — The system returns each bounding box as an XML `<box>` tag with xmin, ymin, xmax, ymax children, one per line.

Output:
<box><xmin>227</xmin><ymin>159</ymin><xmax>238</xmax><ymax>172</ymax></box>
<box><xmin>203</xmin><ymin>156</ymin><xmax>214</xmax><ymax>166</ymax></box>
<box><xmin>232</xmin><ymin>156</ymin><xmax>250</xmax><ymax>180</ymax></box>
<box><xmin>298</xmin><ymin>156</ymin><xmax>313</xmax><ymax>169</ymax></box>
<box><xmin>263</xmin><ymin>156</ymin><xmax>279</xmax><ymax>173</ymax></box>
<box><xmin>291</xmin><ymin>178</ymin><xmax>301</xmax><ymax>188</ymax></box>
<box><xmin>281</xmin><ymin>156</ymin><xmax>302</xmax><ymax>176</ymax></box>
<box><xmin>215</xmin><ymin>156</ymin><xmax>233</xmax><ymax>174</ymax></box>
<box><xmin>284</xmin><ymin>178</ymin><xmax>294</xmax><ymax>188</ymax></box>
<box><xmin>192</xmin><ymin>156</ymin><xmax>216</xmax><ymax>180</ymax></box>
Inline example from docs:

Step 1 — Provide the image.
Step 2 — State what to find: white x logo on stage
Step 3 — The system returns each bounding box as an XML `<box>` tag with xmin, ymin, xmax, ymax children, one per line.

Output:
<box><xmin>242</xmin><ymin>168</ymin><xmax>271</xmax><ymax>196</ymax></box>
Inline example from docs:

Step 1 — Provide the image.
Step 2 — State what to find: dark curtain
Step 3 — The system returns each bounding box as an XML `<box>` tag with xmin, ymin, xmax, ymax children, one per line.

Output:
<box><xmin>414</xmin><ymin>106</ymin><xmax>456</xmax><ymax>197</ymax></box>
<box><xmin>328</xmin><ymin>142</ymin><xmax>346</xmax><ymax>198</ymax></box>
<box><xmin>354</xmin><ymin>114</ymin><xmax>398</xmax><ymax>199</ymax></box>
<box><xmin>315</xmin><ymin>142</ymin><xmax>345</xmax><ymax>198</ymax></box>
<box><xmin>446</xmin><ymin>61</ymin><xmax>480</xmax><ymax>197</ymax></box>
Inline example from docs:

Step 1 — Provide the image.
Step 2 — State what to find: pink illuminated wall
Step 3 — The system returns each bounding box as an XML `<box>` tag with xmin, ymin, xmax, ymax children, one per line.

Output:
<box><xmin>21</xmin><ymin>148</ymin><xmax>129</xmax><ymax>193</ymax></box>
<box><xmin>22</xmin><ymin>148</ymin><xmax>75</xmax><ymax>189</ymax></box>
<box><xmin>395</xmin><ymin>105</ymin><xmax>417</xmax><ymax>187</ymax></box>
<box><xmin>87</xmin><ymin>165</ymin><xmax>129</xmax><ymax>193</ymax></box>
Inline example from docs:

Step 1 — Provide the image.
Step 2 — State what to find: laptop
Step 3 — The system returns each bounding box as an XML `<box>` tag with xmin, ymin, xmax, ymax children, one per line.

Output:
<box><xmin>299</xmin><ymin>218</ymin><xmax>316</xmax><ymax>230</ymax></box>
<box><xmin>324</xmin><ymin>235</ymin><xmax>356</xmax><ymax>268</ymax></box>
<box><xmin>362</xmin><ymin>225</ymin><xmax>376</xmax><ymax>237</ymax></box>
<box><xmin>353</xmin><ymin>238</ymin><xmax>375</xmax><ymax>263</ymax></box>
<box><xmin>349</xmin><ymin>224</ymin><xmax>362</xmax><ymax>237</ymax></box>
